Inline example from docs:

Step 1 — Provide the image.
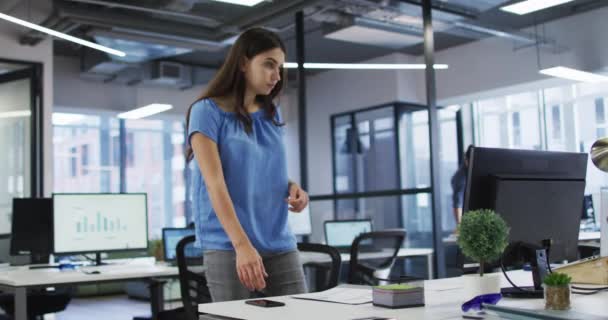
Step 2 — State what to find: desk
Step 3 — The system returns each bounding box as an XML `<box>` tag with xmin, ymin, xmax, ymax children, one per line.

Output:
<box><xmin>0</xmin><ymin>260</ymin><xmax>179</xmax><ymax>320</ymax></box>
<box><xmin>300</xmin><ymin>248</ymin><xmax>434</xmax><ymax>279</ymax></box>
<box><xmin>198</xmin><ymin>270</ymin><xmax>608</xmax><ymax>320</ymax></box>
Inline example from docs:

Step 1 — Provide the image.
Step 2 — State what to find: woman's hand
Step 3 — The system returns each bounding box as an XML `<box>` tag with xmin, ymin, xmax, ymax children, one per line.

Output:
<box><xmin>235</xmin><ymin>243</ymin><xmax>268</xmax><ymax>291</ymax></box>
<box><xmin>286</xmin><ymin>182</ymin><xmax>309</xmax><ymax>212</ymax></box>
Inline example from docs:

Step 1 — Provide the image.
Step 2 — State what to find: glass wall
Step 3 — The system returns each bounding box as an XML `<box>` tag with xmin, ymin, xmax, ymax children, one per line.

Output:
<box><xmin>53</xmin><ymin>111</ymin><xmax>186</xmax><ymax>239</ymax></box>
<box><xmin>314</xmin><ymin>102</ymin><xmax>459</xmax><ymax>279</ymax></box>
<box><xmin>0</xmin><ymin>72</ymin><xmax>34</xmax><ymax>236</ymax></box>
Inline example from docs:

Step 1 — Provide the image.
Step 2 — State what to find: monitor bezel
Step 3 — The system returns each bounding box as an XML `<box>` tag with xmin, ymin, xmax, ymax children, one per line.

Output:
<box><xmin>52</xmin><ymin>193</ymin><xmax>149</xmax><ymax>255</ymax></box>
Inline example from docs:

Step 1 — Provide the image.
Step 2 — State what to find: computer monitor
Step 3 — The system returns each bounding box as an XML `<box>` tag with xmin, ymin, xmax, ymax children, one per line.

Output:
<box><xmin>162</xmin><ymin>227</ymin><xmax>201</xmax><ymax>264</ymax></box>
<box><xmin>324</xmin><ymin>219</ymin><xmax>372</xmax><ymax>248</ymax></box>
<box><xmin>53</xmin><ymin>193</ymin><xmax>148</xmax><ymax>265</ymax></box>
<box><xmin>288</xmin><ymin>205</ymin><xmax>312</xmax><ymax>236</ymax></box>
<box><xmin>10</xmin><ymin>198</ymin><xmax>53</xmax><ymax>263</ymax></box>
<box><xmin>464</xmin><ymin>147</ymin><xmax>587</xmax><ymax>263</ymax></box>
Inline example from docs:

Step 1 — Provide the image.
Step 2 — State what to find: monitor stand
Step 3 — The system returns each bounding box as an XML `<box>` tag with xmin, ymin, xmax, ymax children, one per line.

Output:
<box><xmin>30</xmin><ymin>253</ymin><xmax>50</xmax><ymax>264</ymax></box>
<box><xmin>93</xmin><ymin>252</ymin><xmax>111</xmax><ymax>266</ymax></box>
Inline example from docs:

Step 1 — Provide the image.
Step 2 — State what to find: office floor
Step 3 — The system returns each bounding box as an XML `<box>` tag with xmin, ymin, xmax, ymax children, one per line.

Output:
<box><xmin>46</xmin><ymin>295</ymin><xmax>177</xmax><ymax>320</ymax></box>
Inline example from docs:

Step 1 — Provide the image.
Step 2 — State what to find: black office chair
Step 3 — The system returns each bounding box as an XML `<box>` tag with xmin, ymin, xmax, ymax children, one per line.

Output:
<box><xmin>151</xmin><ymin>235</ymin><xmax>210</xmax><ymax>320</ymax></box>
<box><xmin>297</xmin><ymin>242</ymin><xmax>342</xmax><ymax>292</ymax></box>
<box><xmin>348</xmin><ymin>229</ymin><xmax>416</xmax><ymax>285</ymax></box>
<box><xmin>0</xmin><ymin>289</ymin><xmax>72</xmax><ymax>320</ymax></box>
<box><xmin>176</xmin><ymin>235</ymin><xmax>212</xmax><ymax>320</ymax></box>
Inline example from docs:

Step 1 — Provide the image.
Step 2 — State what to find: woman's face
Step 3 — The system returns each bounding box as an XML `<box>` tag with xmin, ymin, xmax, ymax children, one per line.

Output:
<box><xmin>242</xmin><ymin>47</ymin><xmax>285</xmax><ymax>96</ymax></box>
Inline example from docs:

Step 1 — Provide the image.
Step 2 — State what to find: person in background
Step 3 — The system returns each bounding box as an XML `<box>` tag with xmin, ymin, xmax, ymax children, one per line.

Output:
<box><xmin>451</xmin><ymin>145</ymin><xmax>473</xmax><ymax>227</ymax></box>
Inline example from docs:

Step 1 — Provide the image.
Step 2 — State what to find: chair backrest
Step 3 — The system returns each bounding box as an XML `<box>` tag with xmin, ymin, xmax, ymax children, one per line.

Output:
<box><xmin>297</xmin><ymin>242</ymin><xmax>342</xmax><ymax>291</ymax></box>
<box><xmin>176</xmin><ymin>235</ymin><xmax>211</xmax><ymax>320</ymax></box>
<box><xmin>348</xmin><ymin>229</ymin><xmax>406</xmax><ymax>285</ymax></box>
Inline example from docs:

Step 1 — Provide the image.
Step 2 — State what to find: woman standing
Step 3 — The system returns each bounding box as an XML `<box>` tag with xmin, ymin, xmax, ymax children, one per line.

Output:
<box><xmin>185</xmin><ymin>28</ymin><xmax>308</xmax><ymax>302</ymax></box>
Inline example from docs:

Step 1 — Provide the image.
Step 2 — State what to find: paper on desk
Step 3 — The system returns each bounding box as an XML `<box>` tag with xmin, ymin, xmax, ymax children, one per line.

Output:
<box><xmin>291</xmin><ymin>287</ymin><xmax>372</xmax><ymax>305</ymax></box>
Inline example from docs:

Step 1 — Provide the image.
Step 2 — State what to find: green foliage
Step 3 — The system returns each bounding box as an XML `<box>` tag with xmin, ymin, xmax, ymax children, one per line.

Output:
<box><xmin>457</xmin><ymin>209</ymin><xmax>510</xmax><ymax>276</ymax></box>
<box><xmin>543</xmin><ymin>272</ymin><xmax>572</xmax><ymax>286</ymax></box>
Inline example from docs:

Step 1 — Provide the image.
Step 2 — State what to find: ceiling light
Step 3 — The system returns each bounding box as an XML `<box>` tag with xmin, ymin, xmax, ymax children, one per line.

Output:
<box><xmin>118</xmin><ymin>104</ymin><xmax>173</xmax><ymax>119</ymax></box>
<box><xmin>0</xmin><ymin>110</ymin><xmax>31</xmax><ymax>119</ymax></box>
<box><xmin>52</xmin><ymin>113</ymin><xmax>86</xmax><ymax>125</ymax></box>
<box><xmin>500</xmin><ymin>0</ymin><xmax>575</xmax><ymax>15</ymax></box>
<box><xmin>0</xmin><ymin>12</ymin><xmax>126</xmax><ymax>57</ymax></box>
<box><xmin>210</xmin><ymin>0</ymin><xmax>265</xmax><ymax>6</ymax></box>
<box><xmin>283</xmin><ymin>63</ymin><xmax>448</xmax><ymax>70</ymax></box>
<box><xmin>539</xmin><ymin>66</ymin><xmax>608</xmax><ymax>83</ymax></box>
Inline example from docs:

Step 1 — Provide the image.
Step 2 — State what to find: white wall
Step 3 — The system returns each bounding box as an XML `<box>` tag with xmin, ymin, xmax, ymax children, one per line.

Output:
<box><xmin>0</xmin><ymin>24</ymin><xmax>53</xmax><ymax>196</ymax></box>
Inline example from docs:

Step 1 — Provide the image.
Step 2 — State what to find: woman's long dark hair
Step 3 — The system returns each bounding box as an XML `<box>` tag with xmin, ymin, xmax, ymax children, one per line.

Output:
<box><xmin>185</xmin><ymin>27</ymin><xmax>286</xmax><ymax>161</ymax></box>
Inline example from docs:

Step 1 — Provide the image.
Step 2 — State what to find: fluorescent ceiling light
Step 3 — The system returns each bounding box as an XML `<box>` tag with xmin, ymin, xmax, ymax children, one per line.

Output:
<box><xmin>118</xmin><ymin>103</ymin><xmax>173</xmax><ymax>119</ymax></box>
<box><xmin>52</xmin><ymin>113</ymin><xmax>86</xmax><ymax>125</ymax></box>
<box><xmin>539</xmin><ymin>66</ymin><xmax>608</xmax><ymax>83</ymax></box>
<box><xmin>0</xmin><ymin>110</ymin><xmax>31</xmax><ymax>119</ymax></box>
<box><xmin>0</xmin><ymin>12</ymin><xmax>126</xmax><ymax>57</ymax></box>
<box><xmin>211</xmin><ymin>0</ymin><xmax>265</xmax><ymax>6</ymax></box>
<box><xmin>500</xmin><ymin>0</ymin><xmax>575</xmax><ymax>15</ymax></box>
<box><xmin>283</xmin><ymin>63</ymin><xmax>448</xmax><ymax>70</ymax></box>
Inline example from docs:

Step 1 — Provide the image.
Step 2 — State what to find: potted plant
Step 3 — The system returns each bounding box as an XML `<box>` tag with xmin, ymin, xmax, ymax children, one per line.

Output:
<box><xmin>543</xmin><ymin>272</ymin><xmax>571</xmax><ymax>310</ymax></box>
<box><xmin>458</xmin><ymin>209</ymin><xmax>509</xmax><ymax>299</ymax></box>
<box><xmin>148</xmin><ymin>239</ymin><xmax>164</xmax><ymax>262</ymax></box>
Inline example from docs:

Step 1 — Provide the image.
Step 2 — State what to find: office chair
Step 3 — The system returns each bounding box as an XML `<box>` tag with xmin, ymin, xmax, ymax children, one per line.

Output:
<box><xmin>348</xmin><ymin>229</ymin><xmax>416</xmax><ymax>285</ymax></box>
<box><xmin>297</xmin><ymin>242</ymin><xmax>342</xmax><ymax>292</ymax></box>
<box><xmin>176</xmin><ymin>235</ymin><xmax>211</xmax><ymax>320</ymax></box>
<box><xmin>0</xmin><ymin>289</ymin><xmax>72</xmax><ymax>320</ymax></box>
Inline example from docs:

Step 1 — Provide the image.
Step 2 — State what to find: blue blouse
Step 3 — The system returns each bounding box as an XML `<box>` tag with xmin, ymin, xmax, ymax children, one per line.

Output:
<box><xmin>187</xmin><ymin>98</ymin><xmax>296</xmax><ymax>253</ymax></box>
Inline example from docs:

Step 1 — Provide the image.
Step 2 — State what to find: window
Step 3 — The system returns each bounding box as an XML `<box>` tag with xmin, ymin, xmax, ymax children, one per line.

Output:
<box><xmin>474</xmin><ymin>91</ymin><xmax>541</xmax><ymax>150</ymax></box>
<box><xmin>70</xmin><ymin>147</ymin><xmax>77</xmax><ymax>178</ymax></box>
<box><xmin>53</xmin><ymin>112</ymin><xmax>186</xmax><ymax>239</ymax></box>
<box><xmin>81</xmin><ymin>144</ymin><xmax>89</xmax><ymax>175</ymax></box>
<box><xmin>551</xmin><ymin>106</ymin><xmax>562</xmax><ymax>140</ymax></box>
<box><xmin>595</xmin><ymin>98</ymin><xmax>605</xmax><ymax>124</ymax></box>
<box><xmin>511</xmin><ymin>112</ymin><xmax>521</xmax><ymax>146</ymax></box>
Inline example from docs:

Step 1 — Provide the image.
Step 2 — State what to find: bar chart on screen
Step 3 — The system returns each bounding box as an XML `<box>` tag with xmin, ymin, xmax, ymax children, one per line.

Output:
<box><xmin>53</xmin><ymin>194</ymin><xmax>148</xmax><ymax>254</ymax></box>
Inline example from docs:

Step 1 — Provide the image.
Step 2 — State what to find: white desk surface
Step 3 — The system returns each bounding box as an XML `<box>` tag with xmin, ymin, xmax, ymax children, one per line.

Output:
<box><xmin>299</xmin><ymin>248</ymin><xmax>433</xmax><ymax>265</ymax></box>
<box><xmin>198</xmin><ymin>270</ymin><xmax>608</xmax><ymax>320</ymax></box>
<box><xmin>0</xmin><ymin>260</ymin><xmax>178</xmax><ymax>287</ymax></box>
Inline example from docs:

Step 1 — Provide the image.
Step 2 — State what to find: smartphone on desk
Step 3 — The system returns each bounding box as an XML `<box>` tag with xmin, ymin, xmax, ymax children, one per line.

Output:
<box><xmin>245</xmin><ymin>299</ymin><xmax>285</xmax><ymax>308</ymax></box>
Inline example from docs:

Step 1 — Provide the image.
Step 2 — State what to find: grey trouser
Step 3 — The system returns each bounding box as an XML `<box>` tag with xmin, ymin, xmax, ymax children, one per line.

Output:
<box><xmin>203</xmin><ymin>249</ymin><xmax>308</xmax><ymax>302</ymax></box>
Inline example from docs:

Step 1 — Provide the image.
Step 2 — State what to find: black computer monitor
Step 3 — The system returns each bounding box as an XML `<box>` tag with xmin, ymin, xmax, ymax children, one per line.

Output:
<box><xmin>464</xmin><ymin>147</ymin><xmax>587</xmax><ymax>263</ymax></box>
<box><xmin>162</xmin><ymin>227</ymin><xmax>202</xmax><ymax>264</ymax></box>
<box><xmin>10</xmin><ymin>198</ymin><xmax>53</xmax><ymax>263</ymax></box>
<box><xmin>53</xmin><ymin>193</ymin><xmax>149</xmax><ymax>265</ymax></box>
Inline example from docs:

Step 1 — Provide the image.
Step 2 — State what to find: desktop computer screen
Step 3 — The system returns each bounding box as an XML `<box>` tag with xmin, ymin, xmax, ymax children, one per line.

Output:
<box><xmin>10</xmin><ymin>198</ymin><xmax>53</xmax><ymax>258</ymax></box>
<box><xmin>464</xmin><ymin>147</ymin><xmax>587</xmax><ymax>263</ymax></box>
<box><xmin>324</xmin><ymin>219</ymin><xmax>372</xmax><ymax>247</ymax></box>
<box><xmin>53</xmin><ymin>193</ymin><xmax>148</xmax><ymax>255</ymax></box>
<box><xmin>162</xmin><ymin>227</ymin><xmax>201</xmax><ymax>262</ymax></box>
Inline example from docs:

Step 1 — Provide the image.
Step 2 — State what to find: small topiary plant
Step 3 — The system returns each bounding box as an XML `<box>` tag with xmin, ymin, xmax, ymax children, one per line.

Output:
<box><xmin>458</xmin><ymin>209</ymin><xmax>509</xmax><ymax>276</ymax></box>
<box><xmin>543</xmin><ymin>273</ymin><xmax>572</xmax><ymax>287</ymax></box>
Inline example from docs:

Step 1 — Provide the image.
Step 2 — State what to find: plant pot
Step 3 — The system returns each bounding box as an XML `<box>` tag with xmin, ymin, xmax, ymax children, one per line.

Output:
<box><xmin>462</xmin><ymin>273</ymin><xmax>502</xmax><ymax>300</ymax></box>
<box><xmin>544</xmin><ymin>284</ymin><xmax>570</xmax><ymax>310</ymax></box>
